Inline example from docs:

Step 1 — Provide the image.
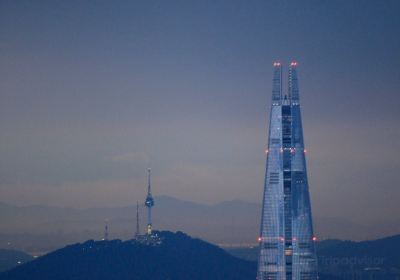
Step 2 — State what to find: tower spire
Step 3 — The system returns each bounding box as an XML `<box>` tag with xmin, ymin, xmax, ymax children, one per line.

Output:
<box><xmin>289</xmin><ymin>61</ymin><xmax>299</xmax><ymax>105</ymax></box>
<box><xmin>272</xmin><ymin>61</ymin><xmax>282</xmax><ymax>106</ymax></box>
<box><xmin>104</xmin><ymin>220</ymin><xmax>109</xmax><ymax>241</ymax></box>
<box><xmin>147</xmin><ymin>168</ymin><xmax>152</xmax><ymax>196</ymax></box>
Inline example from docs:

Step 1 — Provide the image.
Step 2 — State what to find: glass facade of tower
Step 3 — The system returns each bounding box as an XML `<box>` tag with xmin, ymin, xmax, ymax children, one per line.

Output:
<box><xmin>257</xmin><ymin>63</ymin><xmax>318</xmax><ymax>280</ymax></box>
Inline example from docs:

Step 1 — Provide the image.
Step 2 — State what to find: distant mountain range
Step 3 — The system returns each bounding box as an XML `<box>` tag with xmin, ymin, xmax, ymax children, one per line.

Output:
<box><xmin>1</xmin><ymin>196</ymin><xmax>399</xmax><ymax>252</ymax></box>
<box><xmin>0</xmin><ymin>231</ymin><xmax>256</xmax><ymax>280</ymax></box>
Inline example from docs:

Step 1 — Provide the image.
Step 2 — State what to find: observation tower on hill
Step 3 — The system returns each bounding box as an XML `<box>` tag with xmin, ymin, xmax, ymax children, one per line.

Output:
<box><xmin>145</xmin><ymin>168</ymin><xmax>155</xmax><ymax>235</ymax></box>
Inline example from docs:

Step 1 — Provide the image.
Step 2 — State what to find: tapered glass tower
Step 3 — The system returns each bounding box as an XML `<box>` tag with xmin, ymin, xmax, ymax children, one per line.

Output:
<box><xmin>257</xmin><ymin>62</ymin><xmax>318</xmax><ymax>280</ymax></box>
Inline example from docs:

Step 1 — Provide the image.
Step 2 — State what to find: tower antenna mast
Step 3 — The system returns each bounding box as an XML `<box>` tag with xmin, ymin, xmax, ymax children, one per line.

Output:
<box><xmin>135</xmin><ymin>201</ymin><xmax>140</xmax><ymax>238</ymax></box>
<box><xmin>104</xmin><ymin>220</ymin><xmax>109</xmax><ymax>241</ymax></box>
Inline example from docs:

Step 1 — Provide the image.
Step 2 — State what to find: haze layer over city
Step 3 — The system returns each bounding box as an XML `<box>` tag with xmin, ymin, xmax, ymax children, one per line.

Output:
<box><xmin>1</xmin><ymin>0</ymin><xmax>400</xmax><ymax>245</ymax></box>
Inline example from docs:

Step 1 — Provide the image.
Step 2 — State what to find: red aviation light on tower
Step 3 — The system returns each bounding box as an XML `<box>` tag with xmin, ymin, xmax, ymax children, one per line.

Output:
<box><xmin>290</xmin><ymin>61</ymin><xmax>298</xmax><ymax>67</ymax></box>
<box><xmin>273</xmin><ymin>61</ymin><xmax>281</xmax><ymax>67</ymax></box>
<box><xmin>258</xmin><ymin>237</ymin><xmax>263</xmax><ymax>242</ymax></box>
<box><xmin>312</xmin><ymin>236</ymin><xmax>317</xmax><ymax>242</ymax></box>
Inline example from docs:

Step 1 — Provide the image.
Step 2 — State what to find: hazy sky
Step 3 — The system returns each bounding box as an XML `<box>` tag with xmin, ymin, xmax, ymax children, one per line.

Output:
<box><xmin>1</xmin><ymin>0</ymin><xmax>399</xmax><ymax>229</ymax></box>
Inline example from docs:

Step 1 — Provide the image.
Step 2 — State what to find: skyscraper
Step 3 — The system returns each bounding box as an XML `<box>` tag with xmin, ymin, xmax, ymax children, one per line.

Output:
<box><xmin>257</xmin><ymin>62</ymin><xmax>318</xmax><ymax>280</ymax></box>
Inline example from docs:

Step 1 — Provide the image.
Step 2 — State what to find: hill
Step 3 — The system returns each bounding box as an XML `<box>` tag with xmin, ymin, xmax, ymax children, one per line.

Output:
<box><xmin>0</xmin><ymin>231</ymin><xmax>256</xmax><ymax>280</ymax></box>
<box><xmin>2</xmin><ymin>232</ymin><xmax>400</xmax><ymax>279</ymax></box>
<box><xmin>317</xmin><ymin>235</ymin><xmax>400</xmax><ymax>279</ymax></box>
<box><xmin>0</xmin><ymin>250</ymin><xmax>33</xmax><ymax>272</ymax></box>
<box><xmin>226</xmin><ymin>234</ymin><xmax>400</xmax><ymax>280</ymax></box>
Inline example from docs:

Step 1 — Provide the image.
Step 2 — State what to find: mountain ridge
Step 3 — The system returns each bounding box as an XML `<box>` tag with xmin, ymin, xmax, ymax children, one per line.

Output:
<box><xmin>0</xmin><ymin>231</ymin><xmax>256</xmax><ymax>280</ymax></box>
<box><xmin>0</xmin><ymin>195</ymin><xmax>398</xmax><ymax>253</ymax></box>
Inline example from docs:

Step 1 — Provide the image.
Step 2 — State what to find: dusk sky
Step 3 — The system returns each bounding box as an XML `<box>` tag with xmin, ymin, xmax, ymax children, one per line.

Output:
<box><xmin>1</xmin><ymin>0</ymin><xmax>399</xmax><ymax>233</ymax></box>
